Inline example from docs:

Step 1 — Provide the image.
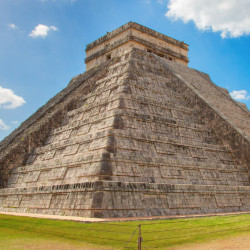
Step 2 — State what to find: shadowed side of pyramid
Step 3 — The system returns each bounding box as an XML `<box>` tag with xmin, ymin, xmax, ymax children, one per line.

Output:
<box><xmin>159</xmin><ymin>57</ymin><xmax>250</xmax><ymax>162</ymax></box>
<box><xmin>0</xmin><ymin>22</ymin><xmax>249</xmax><ymax>218</ymax></box>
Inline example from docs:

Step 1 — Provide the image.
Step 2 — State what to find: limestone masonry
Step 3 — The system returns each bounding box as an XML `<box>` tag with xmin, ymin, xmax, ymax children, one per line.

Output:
<box><xmin>0</xmin><ymin>22</ymin><xmax>249</xmax><ymax>218</ymax></box>
<box><xmin>85</xmin><ymin>22</ymin><xmax>189</xmax><ymax>70</ymax></box>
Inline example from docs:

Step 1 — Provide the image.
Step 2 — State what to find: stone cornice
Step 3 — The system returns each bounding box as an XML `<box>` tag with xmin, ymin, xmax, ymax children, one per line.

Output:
<box><xmin>85</xmin><ymin>35</ymin><xmax>189</xmax><ymax>63</ymax></box>
<box><xmin>86</xmin><ymin>21</ymin><xmax>189</xmax><ymax>52</ymax></box>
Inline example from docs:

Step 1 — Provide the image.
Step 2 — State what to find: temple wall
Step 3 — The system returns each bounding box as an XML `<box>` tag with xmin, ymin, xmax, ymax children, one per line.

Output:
<box><xmin>0</xmin><ymin>182</ymin><xmax>249</xmax><ymax>218</ymax></box>
<box><xmin>86</xmin><ymin>22</ymin><xmax>189</xmax><ymax>70</ymax></box>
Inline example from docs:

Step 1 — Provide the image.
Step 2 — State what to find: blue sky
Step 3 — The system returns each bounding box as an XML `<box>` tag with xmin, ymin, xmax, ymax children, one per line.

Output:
<box><xmin>1</xmin><ymin>0</ymin><xmax>250</xmax><ymax>141</ymax></box>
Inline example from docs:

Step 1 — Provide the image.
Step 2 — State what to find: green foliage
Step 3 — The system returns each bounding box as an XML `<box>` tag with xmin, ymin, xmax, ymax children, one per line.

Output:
<box><xmin>0</xmin><ymin>214</ymin><xmax>249</xmax><ymax>249</ymax></box>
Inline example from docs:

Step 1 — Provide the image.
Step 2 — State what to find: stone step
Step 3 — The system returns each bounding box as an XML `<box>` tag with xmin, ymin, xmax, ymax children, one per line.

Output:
<box><xmin>113</xmin><ymin>129</ymin><xmax>229</xmax><ymax>152</ymax></box>
<box><xmin>63</xmin><ymin>85</ymin><xmax>195</xmax><ymax>125</ymax></box>
<box><xmin>13</xmin><ymin>151</ymin><xmax>248</xmax><ymax>176</ymax></box>
<box><xmin>36</xmin><ymin>123</ymin><xmax>221</xmax><ymax>157</ymax></box>
<box><xmin>1</xmin><ymin>181</ymin><xmax>249</xmax><ymax>218</ymax></box>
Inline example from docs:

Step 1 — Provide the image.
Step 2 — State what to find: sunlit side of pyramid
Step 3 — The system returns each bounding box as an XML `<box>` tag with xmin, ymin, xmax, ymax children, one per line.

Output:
<box><xmin>0</xmin><ymin>22</ymin><xmax>249</xmax><ymax>218</ymax></box>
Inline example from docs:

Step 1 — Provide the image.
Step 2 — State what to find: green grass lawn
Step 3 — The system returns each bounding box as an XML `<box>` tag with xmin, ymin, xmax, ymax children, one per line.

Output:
<box><xmin>0</xmin><ymin>213</ymin><xmax>249</xmax><ymax>249</ymax></box>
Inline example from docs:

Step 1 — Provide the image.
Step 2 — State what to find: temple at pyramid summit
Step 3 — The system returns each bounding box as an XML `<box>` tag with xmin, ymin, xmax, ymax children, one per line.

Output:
<box><xmin>0</xmin><ymin>22</ymin><xmax>250</xmax><ymax>218</ymax></box>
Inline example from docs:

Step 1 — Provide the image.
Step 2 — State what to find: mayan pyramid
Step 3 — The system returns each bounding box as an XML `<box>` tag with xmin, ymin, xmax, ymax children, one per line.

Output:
<box><xmin>0</xmin><ymin>22</ymin><xmax>249</xmax><ymax>218</ymax></box>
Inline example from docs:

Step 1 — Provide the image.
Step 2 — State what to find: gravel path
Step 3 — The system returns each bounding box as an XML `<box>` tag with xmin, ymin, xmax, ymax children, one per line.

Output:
<box><xmin>1</xmin><ymin>211</ymin><xmax>249</xmax><ymax>222</ymax></box>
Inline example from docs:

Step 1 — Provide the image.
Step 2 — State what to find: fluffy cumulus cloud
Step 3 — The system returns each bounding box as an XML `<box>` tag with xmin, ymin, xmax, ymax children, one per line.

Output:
<box><xmin>0</xmin><ymin>86</ymin><xmax>25</xmax><ymax>109</ymax></box>
<box><xmin>0</xmin><ymin>119</ymin><xmax>10</xmax><ymax>130</ymax></box>
<box><xmin>29</xmin><ymin>24</ymin><xmax>58</xmax><ymax>38</ymax></box>
<box><xmin>166</xmin><ymin>0</ymin><xmax>250</xmax><ymax>38</ymax></box>
<box><xmin>230</xmin><ymin>90</ymin><xmax>250</xmax><ymax>101</ymax></box>
<box><xmin>9</xmin><ymin>24</ymin><xmax>17</xmax><ymax>29</ymax></box>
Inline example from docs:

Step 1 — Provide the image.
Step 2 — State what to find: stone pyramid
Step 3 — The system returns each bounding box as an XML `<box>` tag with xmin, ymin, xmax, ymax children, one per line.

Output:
<box><xmin>0</xmin><ymin>22</ymin><xmax>249</xmax><ymax>218</ymax></box>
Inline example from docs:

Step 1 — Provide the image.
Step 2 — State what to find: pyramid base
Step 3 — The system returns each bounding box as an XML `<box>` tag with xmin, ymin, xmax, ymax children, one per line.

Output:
<box><xmin>0</xmin><ymin>181</ymin><xmax>250</xmax><ymax>218</ymax></box>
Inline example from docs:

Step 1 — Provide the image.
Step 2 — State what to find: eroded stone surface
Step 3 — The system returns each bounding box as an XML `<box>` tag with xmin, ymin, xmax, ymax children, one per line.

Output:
<box><xmin>0</xmin><ymin>23</ymin><xmax>249</xmax><ymax>218</ymax></box>
<box><xmin>85</xmin><ymin>22</ymin><xmax>189</xmax><ymax>70</ymax></box>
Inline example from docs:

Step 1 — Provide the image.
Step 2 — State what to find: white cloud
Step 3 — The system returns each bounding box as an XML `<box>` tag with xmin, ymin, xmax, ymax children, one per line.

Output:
<box><xmin>11</xmin><ymin>121</ymin><xmax>20</xmax><ymax>125</ymax></box>
<box><xmin>50</xmin><ymin>25</ymin><xmax>58</xmax><ymax>31</ymax></box>
<box><xmin>166</xmin><ymin>0</ymin><xmax>250</xmax><ymax>38</ymax></box>
<box><xmin>29</xmin><ymin>24</ymin><xmax>58</xmax><ymax>38</ymax></box>
<box><xmin>9</xmin><ymin>24</ymin><xmax>17</xmax><ymax>29</ymax></box>
<box><xmin>0</xmin><ymin>119</ymin><xmax>10</xmax><ymax>130</ymax></box>
<box><xmin>230</xmin><ymin>90</ymin><xmax>250</xmax><ymax>101</ymax></box>
<box><xmin>0</xmin><ymin>86</ymin><xmax>26</xmax><ymax>109</ymax></box>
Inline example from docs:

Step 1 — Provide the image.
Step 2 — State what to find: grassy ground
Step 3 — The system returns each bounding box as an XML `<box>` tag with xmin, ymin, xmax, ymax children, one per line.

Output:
<box><xmin>0</xmin><ymin>213</ymin><xmax>249</xmax><ymax>249</ymax></box>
